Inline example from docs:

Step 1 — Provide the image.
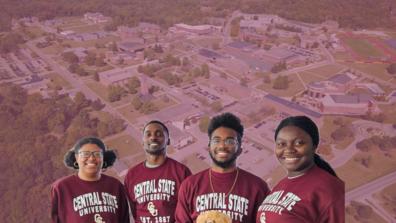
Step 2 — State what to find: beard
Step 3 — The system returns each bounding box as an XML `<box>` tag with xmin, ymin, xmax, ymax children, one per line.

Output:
<box><xmin>209</xmin><ymin>150</ymin><xmax>239</xmax><ymax>169</ymax></box>
<box><xmin>144</xmin><ymin>143</ymin><xmax>166</xmax><ymax>155</ymax></box>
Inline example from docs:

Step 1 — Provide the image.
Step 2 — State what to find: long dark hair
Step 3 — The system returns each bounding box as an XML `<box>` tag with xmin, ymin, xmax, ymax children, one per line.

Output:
<box><xmin>274</xmin><ymin>116</ymin><xmax>338</xmax><ymax>177</ymax></box>
<box><xmin>64</xmin><ymin>137</ymin><xmax>116</xmax><ymax>169</ymax></box>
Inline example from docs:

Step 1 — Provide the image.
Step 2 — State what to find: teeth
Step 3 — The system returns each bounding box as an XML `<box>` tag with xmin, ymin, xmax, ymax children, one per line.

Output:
<box><xmin>86</xmin><ymin>163</ymin><xmax>97</xmax><ymax>166</ymax></box>
<box><xmin>149</xmin><ymin>143</ymin><xmax>159</xmax><ymax>149</ymax></box>
<box><xmin>284</xmin><ymin>158</ymin><xmax>299</xmax><ymax>161</ymax></box>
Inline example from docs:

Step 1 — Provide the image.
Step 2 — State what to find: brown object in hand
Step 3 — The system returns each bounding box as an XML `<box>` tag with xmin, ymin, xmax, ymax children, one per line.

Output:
<box><xmin>196</xmin><ymin>210</ymin><xmax>232</xmax><ymax>223</ymax></box>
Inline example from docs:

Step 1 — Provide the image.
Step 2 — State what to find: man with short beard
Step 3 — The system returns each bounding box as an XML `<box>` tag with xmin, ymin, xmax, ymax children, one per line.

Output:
<box><xmin>124</xmin><ymin>120</ymin><xmax>191</xmax><ymax>223</ymax></box>
<box><xmin>175</xmin><ymin>113</ymin><xmax>270</xmax><ymax>223</ymax></box>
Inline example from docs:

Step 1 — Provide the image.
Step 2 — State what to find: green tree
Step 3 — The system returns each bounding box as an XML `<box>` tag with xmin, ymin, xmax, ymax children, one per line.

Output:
<box><xmin>131</xmin><ymin>96</ymin><xmax>142</xmax><ymax>110</ymax></box>
<box><xmin>107</xmin><ymin>85</ymin><xmax>125</xmax><ymax>102</ymax></box>
<box><xmin>210</xmin><ymin>101</ymin><xmax>223</xmax><ymax>112</ymax></box>
<box><xmin>199</xmin><ymin>115</ymin><xmax>210</xmax><ymax>133</ymax></box>
<box><xmin>126</xmin><ymin>77</ymin><xmax>141</xmax><ymax>94</ymax></box>
<box><xmin>272</xmin><ymin>75</ymin><xmax>289</xmax><ymax>89</ymax></box>
<box><xmin>62</xmin><ymin>51</ymin><xmax>79</xmax><ymax>64</ymax></box>
<box><xmin>386</xmin><ymin>63</ymin><xmax>396</xmax><ymax>75</ymax></box>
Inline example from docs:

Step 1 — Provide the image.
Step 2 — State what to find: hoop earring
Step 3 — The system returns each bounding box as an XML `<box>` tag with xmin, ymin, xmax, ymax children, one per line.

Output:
<box><xmin>73</xmin><ymin>161</ymin><xmax>79</xmax><ymax>168</ymax></box>
<box><xmin>103</xmin><ymin>161</ymin><xmax>108</xmax><ymax>168</ymax></box>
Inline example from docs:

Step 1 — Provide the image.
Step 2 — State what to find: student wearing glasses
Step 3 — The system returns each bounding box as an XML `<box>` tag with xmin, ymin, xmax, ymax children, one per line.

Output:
<box><xmin>50</xmin><ymin>137</ymin><xmax>130</xmax><ymax>223</ymax></box>
<box><xmin>175</xmin><ymin>112</ymin><xmax>270</xmax><ymax>223</ymax></box>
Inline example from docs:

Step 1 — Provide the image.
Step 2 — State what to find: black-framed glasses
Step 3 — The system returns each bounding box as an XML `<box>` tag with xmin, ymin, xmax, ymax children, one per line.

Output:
<box><xmin>210</xmin><ymin>138</ymin><xmax>238</xmax><ymax>146</ymax></box>
<box><xmin>78</xmin><ymin>151</ymin><xmax>103</xmax><ymax>158</ymax></box>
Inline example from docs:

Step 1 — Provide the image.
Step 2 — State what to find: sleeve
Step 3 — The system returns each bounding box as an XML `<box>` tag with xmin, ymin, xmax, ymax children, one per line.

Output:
<box><xmin>319</xmin><ymin>193</ymin><xmax>345</xmax><ymax>223</ymax></box>
<box><xmin>119</xmin><ymin>184</ymin><xmax>131</xmax><ymax>223</ymax></box>
<box><xmin>124</xmin><ymin>173</ymin><xmax>137</xmax><ymax>221</ymax></box>
<box><xmin>50</xmin><ymin>184</ymin><xmax>60</xmax><ymax>223</ymax></box>
<box><xmin>175</xmin><ymin>180</ymin><xmax>193</xmax><ymax>223</ymax></box>
<box><xmin>252</xmin><ymin>179</ymin><xmax>270</xmax><ymax>222</ymax></box>
<box><xmin>184</xmin><ymin>167</ymin><xmax>192</xmax><ymax>179</ymax></box>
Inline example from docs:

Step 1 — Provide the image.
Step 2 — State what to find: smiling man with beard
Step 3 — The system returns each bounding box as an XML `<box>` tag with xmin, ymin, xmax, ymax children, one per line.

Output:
<box><xmin>175</xmin><ymin>113</ymin><xmax>270</xmax><ymax>223</ymax></box>
<box><xmin>124</xmin><ymin>120</ymin><xmax>191</xmax><ymax>223</ymax></box>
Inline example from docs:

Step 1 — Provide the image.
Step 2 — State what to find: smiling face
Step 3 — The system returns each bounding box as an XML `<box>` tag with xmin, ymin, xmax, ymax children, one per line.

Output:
<box><xmin>275</xmin><ymin>125</ymin><xmax>316</xmax><ymax>177</ymax></box>
<box><xmin>75</xmin><ymin>143</ymin><xmax>103</xmax><ymax>180</ymax></box>
<box><xmin>143</xmin><ymin>123</ymin><xmax>169</xmax><ymax>156</ymax></box>
<box><xmin>209</xmin><ymin>127</ymin><xmax>241</xmax><ymax>170</ymax></box>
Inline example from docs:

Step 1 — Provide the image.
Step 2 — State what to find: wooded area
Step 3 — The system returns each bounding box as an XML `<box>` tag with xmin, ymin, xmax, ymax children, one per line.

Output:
<box><xmin>0</xmin><ymin>84</ymin><xmax>125</xmax><ymax>222</ymax></box>
<box><xmin>1</xmin><ymin>0</ymin><xmax>394</xmax><ymax>31</ymax></box>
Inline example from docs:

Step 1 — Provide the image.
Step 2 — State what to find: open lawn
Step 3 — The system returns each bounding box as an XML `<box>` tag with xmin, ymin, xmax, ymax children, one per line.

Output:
<box><xmin>41</xmin><ymin>44</ymin><xmax>63</xmax><ymax>55</ymax></box>
<box><xmin>302</xmin><ymin>63</ymin><xmax>346</xmax><ymax>79</ymax></box>
<box><xmin>320</xmin><ymin>116</ymin><xmax>356</xmax><ymax>150</ymax></box>
<box><xmin>378</xmin><ymin>104</ymin><xmax>396</xmax><ymax>124</ymax></box>
<box><xmin>297</xmin><ymin>71</ymin><xmax>327</xmax><ymax>84</ymax></box>
<box><xmin>346</xmin><ymin>201</ymin><xmax>388</xmax><ymax>223</ymax></box>
<box><xmin>341</xmin><ymin>62</ymin><xmax>393</xmax><ymax>82</ymax></box>
<box><xmin>85</xmin><ymin>80</ymin><xmax>109</xmax><ymax>101</ymax></box>
<box><xmin>117</xmin><ymin>104</ymin><xmax>142</xmax><ymax>124</ymax></box>
<box><xmin>45</xmin><ymin>72</ymin><xmax>72</xmax><ymax>90</ymax></box>
<box><xmin>70</xmin><ymin>24</ymin><xmax>103</xmax><ymax>33</ymax></box>
<box><xmin>58</xmin><ymin>17</ymin><xmax>88</xmax><ymax>29</ymax></box>
<box><xmin>62</xmin><ymin>36</ymin><xmax>120</xmax><ymax>48</ymax></box>
<box><xmin>333</xmin><ymin>51</ymin><xmax>354</xmax><ymax>61</ymax></box>
<box><xmin>343</xmin><ymin>38</ymin><xmax>385</xmax><ymax>58</ymax></box>
<box><xmin>256</xmin><ymin>73</ymin><xmax>305</xmax><ymax>97</ymax></box>
<box><xmin>105</xmin><ymin>134</ymin><xmax>142</xmax><ymax>158</ymax></box>
<box><xmin>191</xmin><ymin>36</ymin><xmax>222</xmax><ymax>49</ymax></box>
<box><xmin>373</xmin><ymin>182</ymin><xmax>396</xmax><ymax>219</ymax></box>
<box><xmin>336</xmin><ymin>149</ymin><xmax>396</xmax><ymax>191</ymax></box>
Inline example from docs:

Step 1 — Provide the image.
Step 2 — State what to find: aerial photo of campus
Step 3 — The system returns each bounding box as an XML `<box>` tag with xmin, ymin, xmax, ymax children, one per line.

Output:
<box><xmin>1</xmin><ymin>0</ymin><xmax>396</xmax><ymax>222</ymax></box>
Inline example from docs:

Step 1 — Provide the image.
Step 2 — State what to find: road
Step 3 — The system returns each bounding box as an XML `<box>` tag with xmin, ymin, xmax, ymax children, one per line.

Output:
<box><xmin>26</xmin><ymin>40</ymin><xmax>143</xmax><ymax>140</ymax></box>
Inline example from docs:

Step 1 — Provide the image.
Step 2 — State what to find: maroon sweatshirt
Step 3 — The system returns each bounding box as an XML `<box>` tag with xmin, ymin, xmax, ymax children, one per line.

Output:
<box><xmin>256</xmin><ymin>165</ymin><xmax>345</xmax><ymax>223</ymax></box>
<box><xmin>175</xmin><ymin>168</ymin><xmax>270</xmax><ymax>223</ymax></box>
<box><xmin>124</xmin><ymin>157</ymin><xmax>191</xmax><ymax>223</ymax></box>
<box><xmin>51</xmin><ymin>174</ymin><xmax>130</xmax><ymax>223</ymax></box>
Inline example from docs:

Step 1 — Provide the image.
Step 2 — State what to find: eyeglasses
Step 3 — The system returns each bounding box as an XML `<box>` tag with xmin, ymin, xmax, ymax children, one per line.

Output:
<box><xmin>78</xmin><ymin>151</ymin><xmax>103</xmax><ymax>158</ymax></box>
<box><xmin>210</xmin><ymin>138</ymin><xmax>238</xmax><ymax>146</ymax></box>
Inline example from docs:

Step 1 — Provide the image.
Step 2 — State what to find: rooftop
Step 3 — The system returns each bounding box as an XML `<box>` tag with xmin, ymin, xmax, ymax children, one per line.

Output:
<box><xmin>199</xmin><ymin>48</ymin><xmax>223</xmax><ymax>59</ymax></box>
<box><xmin>328</xmin><ymin>73</ymin><xmax>353</xmax><ymax>84</ymax></box>
<box><xmin>265</xmin><ymin>94</ymin><xmax>322</xmax><ymax>118</ymax></box>
<box><xmin>330</xmin><ymin>94</ymin><xmax>372</xmax><ymax>104</ymax></box>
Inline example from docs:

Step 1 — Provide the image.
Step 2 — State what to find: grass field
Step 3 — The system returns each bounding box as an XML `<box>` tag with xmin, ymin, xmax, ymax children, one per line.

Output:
<box><xmin>62</xmin><ymin>36</ymin><xmax>120</xmax><ymax>48</ymax></box>
<box><xmin>85</xmin><ymin>80</ymin><xmax>109</xmax><ymax>101</ymax></box>
<box><xmin>340</xmin><ymin>62</ymin><xmax>393</xmax><ymax>82</ymax></box>
<box><xmin>45</xmin><ymin>72</ymin><xmax>72</xmax><ymax>90</ymax></box>
<box><xmin>373</xmin><ymin>182</ymin><xmax>396</xmax><ymax>219</ymax></box>
<box><xmin>320</xmin><ymin>116</ymin><xmax>356</xmax><ymax>150</ymax></box>
<box><xmin>343</xmin><ymin>38</ymin><xmax>385</xmax><ymax>58</ymax></box>
<box><xmin>336</xmin><ymin>149</ymin><xmax>396</xmax><ymax>191</ymax></box>
<box><xmin>117</xmin><ymin>104</ymin><xmax>142</xmax><ymax>123</ymax></box>
<box><xmin>297</xmin><ymin>71</ymin><xmax>327</xmax><ymax>84</ymax></box>
<box><xmin>256</xmin><ymin>73</ymin><xmax>305</xmax><ymax>97</ymax></box>
<box><xmin>333</xmin><ymin>51</ymin><xmax>354</xmax><ymax>61</ymax></box>
<box><xmin>105</xmin><ymin>134</ymin><xmax>142</xmax><ymax>158</ymax></box>
<box><xmin>378</xmin><ymin>104</ymin><xmax>396</xmax><ymax>124</ymax></box>
<box><xmin>302</xmin><ymin>63</ymin><xmax>346</xmax><ymax>79</ymax></box>
<box><xmin>346</xmin><ymin>200</ymin><xmax>388</xmax><ymax>223</ymax></box>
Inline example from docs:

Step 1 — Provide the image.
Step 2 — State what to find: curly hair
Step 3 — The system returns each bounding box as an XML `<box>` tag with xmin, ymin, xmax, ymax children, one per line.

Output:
<box><xmin>207</xmin><ymin>112</ymin><xmax>244</xmax><ymax>143</ymax></box>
